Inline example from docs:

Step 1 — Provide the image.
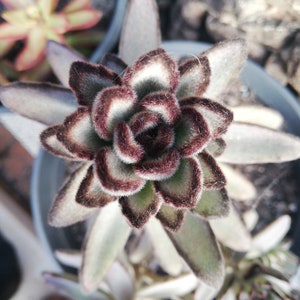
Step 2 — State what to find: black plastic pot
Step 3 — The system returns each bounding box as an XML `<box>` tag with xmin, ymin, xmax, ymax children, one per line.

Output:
<box><xmin>31</xmin><ymin>41</ymin><xmax>300</xmax><ymax>267</ymax></box>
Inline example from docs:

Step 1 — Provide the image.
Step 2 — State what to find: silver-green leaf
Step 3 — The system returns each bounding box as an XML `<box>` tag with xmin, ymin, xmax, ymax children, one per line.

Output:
<box><xmin>218</xmin><ymin>123</ymin><xmax>300</xmax><ymax>164</ymax></box>
<box><xmin>168</xmin><ymin>212</ymin><xmax>224</xmax><ymax>289</ymax></box>
<box><xmin>80</xmin><ymin>202</ymin><xmax>131</xmax><ymax>293</ymax></box>
<box><xmin>119</xmin><ymin>0</ymin><xmax>161</xmax><ymax>64</ymax></box>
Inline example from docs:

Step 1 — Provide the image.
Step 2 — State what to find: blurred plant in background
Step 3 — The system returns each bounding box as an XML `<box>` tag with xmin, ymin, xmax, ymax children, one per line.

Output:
<box><xmin>0</xmin><ymin>0</ymin><xmax>102</xmax><ymax>83</ymax></box>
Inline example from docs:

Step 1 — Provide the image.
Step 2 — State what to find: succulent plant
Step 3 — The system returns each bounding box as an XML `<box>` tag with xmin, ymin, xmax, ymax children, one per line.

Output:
<box><xmin>0</xmin><ymin>0</ymin><xmax>101</xmax><ymax>71</ymax></box>
<box><xmin>1</xmin><ymin>0</ymin><xmax>300</xmax><ymax>296</ymax></box>
<box><xmin>216</xmin><ymin>215</ymin><xmax>299</xmax><ymax>300</ymax></box>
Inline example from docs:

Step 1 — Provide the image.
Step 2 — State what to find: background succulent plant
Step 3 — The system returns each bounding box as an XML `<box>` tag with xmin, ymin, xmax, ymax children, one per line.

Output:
<box><xmin>0</xmin><ymin>0</ymin><xmax>101</xmax><ymax>71</ymax></box>
<box><xmin>1</xmin><ymin>0</ymin><xmax>300</xmax><ymax>297</ymax></box>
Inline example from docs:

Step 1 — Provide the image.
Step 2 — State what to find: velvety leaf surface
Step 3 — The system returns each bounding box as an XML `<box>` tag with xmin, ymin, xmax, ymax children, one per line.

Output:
<box><xmin>46</xmin><ymin>40</ymin><xmax>85</xmax><ymax>86</ymax></box>
<box><xmin>201</xmin><ymin>39</ymin><xmax>247</xmax><ymax>100</ymax></box>
<box><xmin>119</xmin><ymin>181</ymin><xmax>160</xmax><ymax>228</ymax></box>
<box><xmin>193</xmin><ymin>188</ymin><xmax>229</xmax><ymax>219</ymax></box>
<box><xmin>76</xmin><ymin>165</ymin><xmax>116</xmax><ymax>207</ymax></box>
<box><xmin>119</xmin><ymin>0</ymin><xmax>161</xmax><ymax>64</ymax></box>
<box><xmin>40</xmin><ymin>125</ymin><xmax>79</xmax><ymax>160</ymax></box>
<box><xmin>175</xmin><ymin>106</ymin><xmax>210</xmax><ymax>157</ymax></box>
<box><xmin>43</xmin><ymin>272</ymin><xmax>108</xmax><ymax>300</ymax></box>
<box><xmin>145</xmin><ymin>218</ymin><xmax>183</xmax><ymax>276</ymax></box>
<box><xmin>247</xmin><ymin>215</ymin><xmax>291</xmax><ymax>259</ymax></box>
<box><xmin>137</xmin><ymin>274</ymin><xmax>198</xmax><ymax>298</ymax></box>
<box><xmin>218</xmin><ymin>123</ymin><xmax>300</xmax><ymax>164</ymax></box>
<box><xmin>168</xmin><ymin>212</ymin><xmax>224</xmax><ymax>289</ymax></box>
<box><xmin>180</xmin><ymin>97</ymin><xmax>233</xmax><ymax>139</ymax></box>
<box><xmin>124</xmin><ymin>49</ymin><xmax>179</xmax><ymax>100</ymax></box>
<box><xmin>105</xmin><ymin>261</ymin><xmax>135</xmax><ymax>300</ymax></box>
<box><xmin>70</xmin><ymin>62</ymin><xmax>122</xmax><ymax>107</ymax></box>
<box><xmin>198</xmin><ymin>152</ymin><xmax>226</xmax><ymax>190</ymax></box>
<box><xmin>0</xmin><ymin>82</ymin><xmax>77</xmax><ymax>125</ymax></box>
<box><xmin>231</xmin><ymin>105</ymin><xmax>284</xmax><ymax>130</ymax></box>
<box><xmin>209</xmin><ymin>203</ymin><xmax>252</xmax><ymax>252</ymax></box>
<box><xmin>176</xmin><ymin>56</ymin><xmax>210</xmax><ymax>99</ymax></box>
<box><xmin>219</xmin><ymin>163</ymin><xmax>257</xmax><ymax>201</ymax></box>
<box><xmin>155</xmin><ymin>157</ymin><xmax>202</xmax><ymax>208</ymax></box>
<box><xmin>94</xmin><ymin>148</ymin><xmax>146</xmax><ymax>196</ymax></box>
<box><xmin>156</xmin><ymin>204</ymin><xmax>185</xmax><ymax>232</ymax></box>
<box><xmin>80</xmin><ymin>201</ymin><xmax>131</xmax><ymax>293</ymax></box>
<box><xmin>57</xmin><ymin>107</ymin><xmax>105</xmax><ymax>160</ymax></box>
<box><xmin>100</xmin><ymin>53</ymin><xmax>128</xmax><ymax>75</ymax></box>
<box><xmin>48</xmin><ymin>163</ymin><xmax>99</xmax><ymax>227</ymax></box>
<box><xmin>92</xmin><ymin>86</ymin><xmax>136</xmax><ymax>140</ymax></box>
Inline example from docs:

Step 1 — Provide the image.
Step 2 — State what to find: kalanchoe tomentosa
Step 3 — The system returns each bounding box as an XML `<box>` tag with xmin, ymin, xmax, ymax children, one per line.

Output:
<box><xmin>41</xmin><ymin>46</ymin><xmax>232</xmax><ymax>231</ymax></box>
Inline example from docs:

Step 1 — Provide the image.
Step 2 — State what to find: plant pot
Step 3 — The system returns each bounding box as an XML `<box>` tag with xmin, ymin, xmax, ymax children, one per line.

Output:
<box><xmin>31</xmin><ymin>41</ymin><xmax>300</xmax><ymax>270</ymax></box>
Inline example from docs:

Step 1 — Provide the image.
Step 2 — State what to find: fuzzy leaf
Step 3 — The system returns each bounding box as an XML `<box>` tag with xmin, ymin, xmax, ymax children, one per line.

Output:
<box><xmin>219</xmin><ymin>163</ymin><xmax>257</xmax><ymax>201</ymax></box>
<box><xmin>139</xmin><ymin>92</ymin><xmax>181</xmax><ymax>125</ymax></box>
<box><xmin>80</xmin><ymin>201</ymin><xmax>131</xmax><ymax>293</ymax></box>
<box><xmin>43</xmin><ymin>272</ymin><xmax>108</xmax><ymax>300</ymax></box>
<box><xmin>46</xmin><ymin>41</ymin><xmax>85</xmax><ymax>86</ymax></box>
<box><xmin>209</xmin><ymin>203</ymin><xmax>252</xmax><ymax>252</ymax></box>
<box><xmin>231</xmin><ymin>105</ymin><xmax>284</xmax><ymax>130</ymax></box>
<box><xmin>137</xmin><ymin>274</ymin><xmax>198</xmax><ymax>298</ymax></box>
<box><xmin>92</xmin><ymin>86</ymin><xmax>136</xmax><ymax>140</ymax></box>
<box><xmin>100</xmin><ymin>53</ymin><xmax>128</xmax><ymax>75</ymax></box>
<box><xmin>193</xmin><ymin>188</ymin><xmax>230</xmax><ymax>219</ymax></box>
<box><xmin>180</xmin><ymin>97</ymin><xmax>233</xmax><ymax>139</ymax></box>
<box><xmin>94</xmin><ymin>148</ymin><xmax>146</xmax><ymax>196</ymax></box>
<box><xmin>57</xmin><ymin>107</ymin><xmax>106</xmax><ymax>160</ymax></box>
<box><xmin>247</xmin><ymin>215</ymin><xmax>291</xmax><ymax>259</ymax></box>
<box><xmin>40</xmin><ymin>125</ymin><xmax>79</xmax><ymax>160</ymax></box>
<box><xmin>155</xmin><ymin>157</ymin><xmax>202</xmax><ymax>208</ymax></box>
<box><xmin>145</xmin><ymin>218</ymin><xmax>183</xmax><ymax>276</ymax></box>
<box><xmin>175</xmin><ymin>106</ymin><xmax>210</xmax><ymax>157</ymax></box>
<box><xmin>134</xmin><ymin>149</ymin><xmax>180</xmax><ymax>181</ymax></box>
<box><xmin>48</xmin><ymin>163</ymin><xmax>99</xmax><ymax>227</ymax></box>
<box><xmin>168</xmin><ymin>212</ymin><xmax>224</xmax><ymax>289</ymax></box>
<box><xmin>124</xmin><ymin>48</ymin><xmax>179</xmax><ymax>100</ymax></box>
<box><xmin>198</xmin><ymin>152</ymin><xmax>226</xmax><ymax>190</ymax></box>
<box><xmin>119</xmin><ymin>0</ymin><xmax>161</xmax><ymax>64</ymax></box>
<box><xmin>0</xmin><ymin>82</ymin><xmax>77</xmax><ymax>125</ymax></box>
<box><xmin>156</xmin><ymin>204</ymin><xmax>185</xmax><ymax>232</ymax></box>
<box><xmin>218</xmin><ymin>123</ymin><xmax>300</xmax><ymax>164</ymax></box>
<box><xmin>177</xmin><ymin>57</ymin><xmax>210</xmax><ymax>99</ymax></box>
<box><xmin>76</xmin><ymin>165</ymin><xmax>116</xmax><ymax>207</ymax></box>
<box><xmin>113</xmin><ymin>121</ymin><xmax>144</xmax><ymax>164</ymax></box>
<box><xmin>105</xmin><ymin>261</ymin><xmax>135</xmax><ymax>300</ymax></box>
<box><xmin>201</xmin><ymin>39</ymin><xmax>247</xmax><ymax>100</ymax></box>
<box><xmin>119</xmin><ymin>181</ymin><xmax>160</xmax><ymax>228</ymax></box>
<box><xmin>70</xmin><ymin>62</ymin><xmax>123</xmax><ymax>107</ymax></box>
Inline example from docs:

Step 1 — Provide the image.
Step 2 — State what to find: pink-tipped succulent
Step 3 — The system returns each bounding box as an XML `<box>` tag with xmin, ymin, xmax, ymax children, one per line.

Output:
<box><xmin>0</xmin><ymin>0</ymin><xmax>101</xmax><ymax>71</ymax></box>
<box><xmin>40</xmin><ymin>47</ymin><xmax>233</xmax><ymax>232</ymax></box>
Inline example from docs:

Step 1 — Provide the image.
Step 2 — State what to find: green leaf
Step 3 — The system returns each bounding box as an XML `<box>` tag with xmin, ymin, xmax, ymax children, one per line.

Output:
<box><xmin>48</xmin><ymin>163</ymin><xmax>99</xmax><ymax>227</ymax></box>
<box><xmin>218</xmin><ymin>123</ymin><xmax>300</xmax><ymax>164</ymax></box>
<box><xmin>137</xmin><ymin>273</ymin><xmax>198</xmax><ymax>298</ymax></box>
<box><xmin>0</xmin><ymin>82</ymin><xmax>77</xmax><ymax>125</ymax></box>
<box><xmin>168</xmin><ymin>212</ymin><xmax>224</xmax><ymax>289</ymax></box>
<box><xmin>119</xmin><ymin>0</ymin><xmax>161</xmax><ymax>64</ymax></box>
<box><xmin>80</xmin><ymin>201</ymin><xmax>131</xmax><ymax>293</ymax></box>
<box><xmin>145</xmin><ymin>218</ymin><xmax>183</xmax><ymax>276</ymax></box>
<box><xmin>193</xmin><ymin>188</ymin><xmax>230</xmax><ymax>219</ymax></box>
<box><xmin>209</xmin><ymin>203</ymin><xmax>252</xmax><ymax>252</ymax></box>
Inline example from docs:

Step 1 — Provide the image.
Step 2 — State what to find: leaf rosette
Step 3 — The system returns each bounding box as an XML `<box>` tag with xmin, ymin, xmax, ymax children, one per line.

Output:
<box><xmin>41</xmin><ymin>47</ymin><xmax>233</xmax><ymax>231</ymax></box>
